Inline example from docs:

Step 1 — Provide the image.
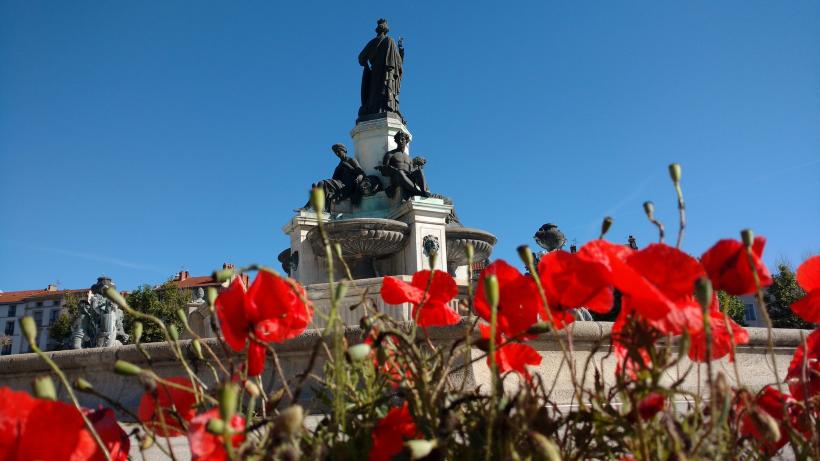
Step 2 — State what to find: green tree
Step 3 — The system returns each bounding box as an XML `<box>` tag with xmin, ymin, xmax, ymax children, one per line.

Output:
<box><xmin>765</xmin><ymin>263</ymin><xmax>813</xmax><ymax>329</ymax></box>
<box><xmin>123</xmin><ymin>280</ymin><xmax>190</xmax><ymax>343</ymax></box>
<box><xmin>717</xmin><ymin>290</ymin><xmax>746</xmax><ymax>326</ymax></box>
<box><xmin>48</xmin><ymin>291</ymin><xmax>80</xmax><ymax>350</ymax></box>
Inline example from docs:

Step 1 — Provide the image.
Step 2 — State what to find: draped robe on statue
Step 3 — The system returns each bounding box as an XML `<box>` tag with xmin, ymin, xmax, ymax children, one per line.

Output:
<box><xmin>358</xmin><ymin>34</ymin><xmax>404</xmax><ymax>120</ymax></box>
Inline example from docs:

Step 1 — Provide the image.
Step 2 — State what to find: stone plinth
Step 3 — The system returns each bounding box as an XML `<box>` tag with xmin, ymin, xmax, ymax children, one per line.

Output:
<box><xmin>282</xmin><ymin>209</ymin><xmax>330</xmax><ymax>285</ymax></box>
<box><xmin>350</xmin><ymin>113</ymin><xmax>411</xmax><ymax>177</ymax></box>
<box><xmin>388</xmin><ymin>197</ymin><xmax>452</xmax><ymax>274</ymax></box>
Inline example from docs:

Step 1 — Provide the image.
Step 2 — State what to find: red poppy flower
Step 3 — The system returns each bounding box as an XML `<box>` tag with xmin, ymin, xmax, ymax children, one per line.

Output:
<box><xmin>187</xmin><ymin>408</ymin><xmax>246</xmax><ymax>461</ymax></box>
<box><xmin>537</xmin><ymin>250</ymin><xmax>613</xmax><ymax>315</ymax></box>
<box><xmin>478</xmin><ymin>324</ymin><xmax>542</xmax><ymax>382</ymax></box>
<box><xmin>738</xmin><ymin>386</ymin><xmax>795</xmax><ymax>455</ymax></box>
<box><xmin>786</xmin><ymin>328</ymin><xmax>820</xmax><ymax>401</ymax></box>
<box><xmin>637</xmin><ymin>392</ymin><xmax>665</xmax><ymax>420</ymax></box>
<box><xmin>216</xmin><ymin>271</ymin><xmax>313</xmax><ymax>376</ymax></box>
<box><xmin>137</xmin><ymin>376</ymin><xmax>198</xmax><ymax>437</ymax></box>
<box><xmin>791</xmin><ymin>255</ymin><xmax>820</xmax><ymax>324</ymax></box>
<box><xmin>475</xmin><ymin>260</ymin><xmax>545</xmax><ymax>336</ymax></box>
<box><xmin>0</xmin><ymin>387</ymin><xmax>129</xmax><ymax>461</ymax></box>
<box><xmin>381</xmin><ymin>270</ymin><xmax>460</xmax><ymax>327</ymax></box>
<box><xmin>364</xmin><ymin>333</ymin><xmax>411</xmax><ymax>387</ymax></box>
<box><xmin>370</xmin><ymin>402</ymin><xmax>419</xmax><ymax>461</ymax></box>
<box><xmin>700</xmin><ymin>237</ymin><xmax>773</xmax><ymax>296</ymax></box>
<box><xmin>688</xmin><ymin>309</ymin><xmax>750</xmax><ymax>362</ymax></box>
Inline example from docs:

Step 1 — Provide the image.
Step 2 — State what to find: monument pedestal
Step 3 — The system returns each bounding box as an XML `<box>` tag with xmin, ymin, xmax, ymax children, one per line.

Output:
<box><xmin>350</xmin><ymin>113</ymin><xmax>411</xmax><ymax>177</ymax></box>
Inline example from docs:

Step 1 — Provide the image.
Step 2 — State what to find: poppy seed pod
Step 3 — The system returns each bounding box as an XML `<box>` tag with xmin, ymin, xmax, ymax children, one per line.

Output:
<box><xmin>33</xmin><ymin>375</ymin><xmax>57</xmax><ymax>401</ymax></box>
<box><xmin>529</xmin><ymin>431</ymin><xmax>561</xmax><ymax>461</ymax></box>
<box><xmin>176</xmin><ymin>308</ymin><xmax>189</xmax><ymax>328</ymax></box>
<box><xmin>213</xmin><ymin>268</ymin><xmax>235</xmax><ymax>283</ymax></box>
<box><xmin>19</xmin><ymin>316</ymin><xmax>37</xmax><ymax>345</ymax></box>
<box><xmin>517</xmin><ymin>245</ymin><xmax>534</xmax><ymax>268</ymax></box>
<box><xmin>483</xmin><ymin>275</ymin><xmax>500</xmax><ymax>310</ymax></box>
<box><xmin>206</xmin><ymin>418</ymin><xmax>226</xmax><ymax>435</ymax></box>
<box><xmin>169</xmin><ymin>324</ymin><xmax>180</xmax><ymax>342</ymax></box>
<box><xmin>191</xmin><ymin>339</ymin><xmax>204</xmax><ymax>360</ymax></box>
<box><xmin>207</xmin><ymin>287</ymin><xmax>218</xmax><ymax>306</ymax></box>
<box><xmin>600</xmin><ymin>216</ymin><xmax>613</xmax><ymax>238</ymax></box>
<box><xmin>668</xmin><ymin>163</ymin><xmax>682</xmax><ymax>184</ymax></box>
<box><xmin>348</xmin><ymin>343</ymin><xmax>372</xmax><ymax>362</ymax></box>
<box><xmin>694</xmin><ymin>277</ymin><xmax>713</xmax><ymax>310</ymax></box>
<box><xmin>73</xmin><ymin>377</ymin><xmax>94</xmax><ymax>392</ymax></box>
<box><xmin>527</xmin><ymin>322</ymin><xmax>552</xmax><ymax>335</ymax></box>
<box><xmin>405</xmin><ymin>439</ymin><xmax>437</xmax><ymax>459</ymax></box>
<box><xmin>244</xmin><ymin>380</ymin><xmax>260</xmax><ymax>398</ymax></box>
<box><xmin>643</xmin><ymin>201</ymin><xmax>655</xmax><ymax>219</ymax></box>
<box><xmin>741</xmin><ymin>229</ymin><xmax>755</xmax><ymax>248</ymax></box>
<box><xmin>219</xmin><ymin>382</ymin><xmax>239</xmax><ymax>422</ymax></box>
<box><xmin>114</xmin><ymin>360</ymin><xmax>143</xmax><ymax>376</ymax></box>
<box><xmin>310</xmin><ymin>187</ymin><xmax>325</xmax><ymax>213</ymax></box>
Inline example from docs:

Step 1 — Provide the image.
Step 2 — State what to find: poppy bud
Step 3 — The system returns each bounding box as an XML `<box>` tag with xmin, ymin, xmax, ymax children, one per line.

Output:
<box><xmin>207</xmin><ymin>287</ymin><xmax>218</xmax><ymax>306</ymax></box>
<box><xmin>517</xmin><ymin>245</ymin><xmax>534</xmax><ymax>268</ymax></box>
<box><xmin>668</xmin><ymin>163</ymin><xmax>682</xmax><ymax>184</ymax></box>
<box><xmin>114</xmin><ymin>360</ymin><xmax>143</xmax><ymax>376</ymax></box>
<box><xmin>643</xmin><ymin>201</ymin><xmax>655</xmax><ymax>219</ymax></box>
<box><xmin>427</xmin><ymin>250</ymin><xmax>438</xmax><ymax>271</ymax></box>
<box><xmin>133</xmin><ymin>321</ymin><xmax>143</xmax><ymax>344</ymax></box>
<box><xmin>694</xmin><ymin>277</ymin><xmax>713</xmax><ymax>310</ymax></box>
<box><xmin>527</xmin><ymin>322</ymin><xmax>552</xmax><ymax>335</ymax></box>
<box><xmin>600</xmin><ymin>217</ymin><xmax>613</xmax><ymax>239</ymax></box>
<box><xmin>740</xmin><ymin>229</ymin><xmax>754</xmax><ymax>248</ymax></box>
<box><xmin>637</xmin><ymin>392</ymin><xmax>665</xmax><ymax>420</ymax></box>
<box><xmin>310</xmin><ymin>187</ymin><xmax>325</xmax><ymax>213</ymax></box>
<box><xmin>206</xmin><ymin>418</ymin><xmax>226</xmax><ymax>435</ymax></box>
<box><xmin>169</xmin><ymin>324</ymin><xmax>180</xmax><ymax>342</ymax></box>
<box><xmin>73</xmin><ymin>377</ymin><xmax>94</xmax><ymax>392</ymax></box>
<box><xmin>750</xmin><ymin>409</ymin><xmax>781</xmax><ymax>445</ymax></box>
<box><xmin>33</xmin><ymin>375</ymin><xmax>57</xmax><ymax>401</ymax></box>
<box><xmin>347</xmin><ymin>343</ymin><xmax>372</xmax><ymax>362</ymax></box>
<box><xmin>103</xmin><ymin>287</ymin><xmax>128</xmax><ymax>309</ymax></box>
<box><xmin>274</xmin><ymin>405</ymin><xmax>304</xmax><ymax>436</ymax></box>
<box><xmin>138</xmin><ymin>433</ymin><xmax>154</xmax><ymax>450</ymax></box>
<box><xmin>334</xmin><ymin>282</ymin><xmax>348</xmax><ymax>303</ymax></box>
<box><xmin>266</xmin><ymin>387</ymin><xmax>286</xmax><ymax>413</ymax></box>
<box><xmin>19</xmin><ymin>316</ymin><xmax>37</xmax><ymax>345</ymax></box>
<box><xmin>404</xmin><ymin>439</ymin><xmax>437</xmax><ymax>459</ymax></box>
<box><xmin>244</xmin><ymin>380</ymin><xmax>261</xmax><ymax>398</ymax></box>
<box><xmin>219</xmin><ymin>382</ymin><xmax>239</xmax><ymax>422</ymax></box>
<box><xmin>529</xmin><ymin>432</ymin><xmax>561</xmax><ymax>461</ymax></box>
<box><xmin>334</xmin><ymin>242</ymin><xmax>344</xmax><ymax>259</ymax></box>
<box><xmin>176</xmin><ymin>309</ymin><xmax>189</xmax><ymax>328</ymax></box>
<box><xmin>466</xmin><ymin>243</ymin><xmax>474</xmax><ymax>263</ymax></box>
<box><xmin>213</xmin><ymin>268</ymin><xmax>235</xmax><ymax>283</ymax></box>
<box><xmin>192</xmin><ymin>339</ymin><xmax>204</xmax><ymax>360</ymax></box>
<box><xmin>483</xmin><ymin>275</ymin><xmax>500</xmax><ymax>310</ymax></box>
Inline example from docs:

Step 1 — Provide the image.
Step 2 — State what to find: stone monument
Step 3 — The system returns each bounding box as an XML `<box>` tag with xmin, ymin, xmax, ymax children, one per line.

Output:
<box><xmin>71</xmin><ymin>276</ymin><xmax>129</xmax><ymax>349</ymax></box>
<box><xmin>281</xmin><ymin>19</ymin><xmax>497</xmax><ymax>323</ymax></box>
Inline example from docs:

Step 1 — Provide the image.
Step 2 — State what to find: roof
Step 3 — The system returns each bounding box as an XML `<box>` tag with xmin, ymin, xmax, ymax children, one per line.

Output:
<box><xmin>0</xmin><ymin>288</ymin><xmax>89</xmax><ymax>304</ymax></box>
<box><xmin>173</xmin><ymin>275</ymin><xmax>223</xmax><ymax>289</ymax></box>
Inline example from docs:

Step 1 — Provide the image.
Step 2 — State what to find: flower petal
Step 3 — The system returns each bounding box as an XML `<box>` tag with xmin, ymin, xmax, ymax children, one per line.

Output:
<box><xmin>796</xmin><ymin>255</ymin><xmax>820</xmax><ymax>292</ymax></box>
<box><xmin>381</xmin><ymin>276</ymin><xmax>425</xmax><ymax>305</ymax></box>
<box><xmin>247</xmin><ymin>340</ymin><xmax>267</xmax><ymax>377</ymax></box>
<box><xmin>215</xmin><ymin>277</ymin><xmax>250</xmax><ymax>352</ymax></box>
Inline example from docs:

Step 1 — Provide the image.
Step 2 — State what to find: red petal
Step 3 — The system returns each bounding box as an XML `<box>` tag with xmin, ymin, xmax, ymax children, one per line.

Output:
<box><xmin>137</xmin><ymin>376</ymin><xmax>197</xmax><ymax>437</ymax></box>
<box><xmin>538</xmin><ymin>250</ymin><xmax>613</xmax><ymax>314</ymax></box>
<box><xmin>688</xmin><ymin>311</ymin><xmax>749</xmax><ymax>362</ymax></box>
<box><xmin>791</xmin><ymin>290</ymin><xmax>820</xmax><ymax>324</ymax></box>
<box><xmin>370</xmin><ymin>403</ymin><xmax>418</xmax><ymax>461</ymax></box>
<box><xmin>247</xmin><ymin>341</ymin><xmax>267</xmax><ymax>376</ymax></box>
<box><xmin>215</xmin><ymin>277</ymin><xmax>250</xmax><ymax>352</ymax></box>
<box><xmin>85</xmin><ymin>408</ymin><xmax>130</xmax><ymax>461</ymax></box>
<box><xmin>414</xmin><ymin>302</ymin><xmax>461</xmax><ymax>327</ymax></box>
<box><xmin>381</xmin><ymin>276</ymin><xmax>425</xmax><ymax>305</ymax></box>
<box><xmin>700</xmin><ymin>237</ymin><xmax>772</xmax><ymax>296</ymax></box>
<box><xmin>494</xmin><ymin>343</ymin><xmax>542</xmax><ymax>381</ymax></box>
<box><xmin>188</xmin><ymin>408</ymin><xmax>246</xmax><ymax>461</ymax></box>
<box><xmin>247</xmin><ymin>271</ymin><xmax>312</xmax><ymax>343</ymax></box>
<box><xmin>786</xmin><ymin>329</ymin><xmax>820</xmax><ymax>400</ymax></box>
<box><xmin>411</xmin><ymin>270</ymin><xmax>457</xmax><ymax>306</ymax></box>
<box><xmin>796</xmin><ymin>255</ymin><xmax>820</xmax><ymax>292</ymax></box>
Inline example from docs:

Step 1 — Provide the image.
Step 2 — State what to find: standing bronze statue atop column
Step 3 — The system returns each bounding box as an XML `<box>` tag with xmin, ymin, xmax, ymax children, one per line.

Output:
<box><xmin>358</xmin><ymin>18</ymin><xmax>404</xmax><ymax>123</ymax></box>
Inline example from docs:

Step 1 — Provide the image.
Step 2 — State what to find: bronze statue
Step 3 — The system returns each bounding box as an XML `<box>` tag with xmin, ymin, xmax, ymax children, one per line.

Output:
<box><xmin>358</xmin><ymin>18</ymin><xmax>404</xmax><ymax>122</ymax></box>
<box><xmin>307</xmin><ymin>144</ymin><xmax>365</xmax><ymax>212</ymax></box>
<box><xmin>376</xmin><ymin>130</ymin><xmax>430</xmax><ymax>200</ymax></box>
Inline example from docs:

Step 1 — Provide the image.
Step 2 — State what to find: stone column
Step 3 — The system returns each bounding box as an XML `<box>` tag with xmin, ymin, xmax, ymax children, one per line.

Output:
<box><xmin>350</xmin><ymin>113</ymin><xmax>411</xmax><ymax>177</ymax></box>
<box><xmin>389</xmin><ymin>197</ymin><xmax>452</xmax><ymax>274</ymax></box>
<box><xmin>282</xmin><ymin>209</ymin><xmax>329</xmax><ymax>285</ymax></box>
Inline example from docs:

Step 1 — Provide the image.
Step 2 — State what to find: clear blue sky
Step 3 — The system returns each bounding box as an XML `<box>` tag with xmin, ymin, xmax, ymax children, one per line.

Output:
<box><xmin>1</xmin><ymin>1</ymin><xmax>818</xmax><ymax>292</ymax></box>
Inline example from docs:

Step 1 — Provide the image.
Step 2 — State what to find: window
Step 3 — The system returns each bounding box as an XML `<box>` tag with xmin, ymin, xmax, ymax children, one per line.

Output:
<box><xmin>4</xmin><ymin>321</ymin><xmax>13</xmax><ymax>336</ymax></box>
<box><xmin>33</xmin><ymin>311</ymin><xmax>43</xmax><ymax>327</ymax></box>
<box><xmin>49</xmin><ymin>310</ymin><xmax>60</xmax><ymax>326</ymax></box>
<box><xmin>7</xmin><ymin>306</ymin><xmax>16</xmax><ymax>317</ymax></box>
<box><xmin>1</xmin><ymin>344</ymin><xmax>11</xmax><ymax>355</ymax></box>
<box><xmin>36</xmin><ymin>301</ymin><xmax>43</xmax><ymax>307</ymax></box>
<box><xmin>744</xmin><ymin>303</ymin><xmax>757</xmax><ymax>322</ymax></box>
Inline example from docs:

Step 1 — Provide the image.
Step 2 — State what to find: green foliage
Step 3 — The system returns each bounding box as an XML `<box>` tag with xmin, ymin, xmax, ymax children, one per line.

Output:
<box><xmin>123</xmin><ymin>281</ymin><xmax>190</xmax><ymax>343</ymax></box>
<box><xmin>765</xmin><ymin>263</ymin><xmax>813</xmax><ymax>329</ymax></box>
<box><xmin>48</xmin><ymin>291</ymin><xmax>80</xmax><ymax>350</ymax></box>
<box><xmin>717</xmin><ymin>290</ymin><xmax>746</xmax><ymax>326</ymax></box>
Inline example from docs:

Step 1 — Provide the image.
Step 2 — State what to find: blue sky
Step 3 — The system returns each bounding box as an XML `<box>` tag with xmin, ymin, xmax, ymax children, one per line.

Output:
<box><xmin>1</xmin><ymin>1</ymin><xmax>818</xmax><ymax>292</ymax></box>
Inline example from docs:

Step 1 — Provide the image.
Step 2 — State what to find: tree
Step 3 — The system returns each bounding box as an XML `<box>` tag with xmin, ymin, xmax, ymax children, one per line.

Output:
<box><xmin>48</xmin><ymin>291</ymin><xmax>80</xmax><ymax>350</ymax></box>
<box><xmin>765</xmin><ymin>263</ymin><xmax>813</xmax><ymax>329</ymax></box>
<box><xmin>123</xmin><ymin>280</ymin><xmax>191</xmax><ymax>343</ymax></box>
<box><xmin>717</xmin><ymin>290</ymin><xmax>746</xmax><ymax>327</ymax></box>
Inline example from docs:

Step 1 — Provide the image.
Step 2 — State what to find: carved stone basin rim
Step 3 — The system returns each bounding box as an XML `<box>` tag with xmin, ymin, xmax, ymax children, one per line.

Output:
<box><xmin>445</xmin><ymin>227</ymin><xmax>497</xmax><ymax>266</ymax></box>
<box><xmin>307</xmin><ymin>218</ymin><xmax>410</xmax><ymax>259</ymax></box>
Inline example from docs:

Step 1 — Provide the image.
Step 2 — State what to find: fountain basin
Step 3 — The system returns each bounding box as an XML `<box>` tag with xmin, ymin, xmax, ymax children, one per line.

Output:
<box><xmin>446</xmin><ymin>227</ymin><xmax>497</xmax><ymax>269</ymax></box>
